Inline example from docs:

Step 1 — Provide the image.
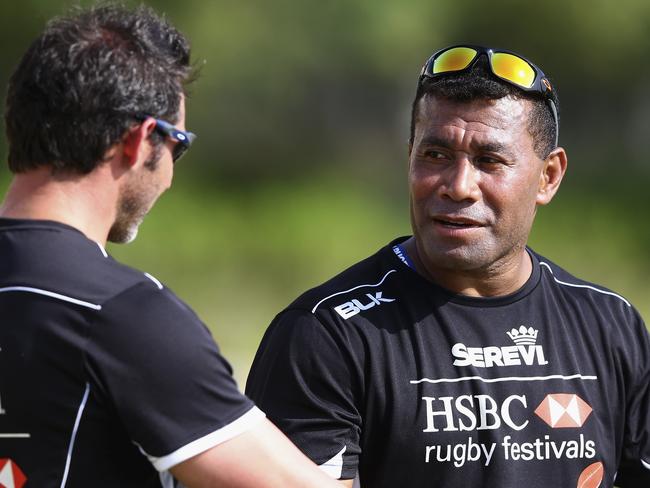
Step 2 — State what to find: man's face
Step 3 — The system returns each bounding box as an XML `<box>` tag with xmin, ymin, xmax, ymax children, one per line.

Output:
<box><xmin>108</xmin><ymin>97</ymin><xmax>185</xmax><ymax>243</ymax></box>
<box><xmin>409</xmin><ymin>94</ymin><xmax>547</xmax><ymax>275</ymax></box>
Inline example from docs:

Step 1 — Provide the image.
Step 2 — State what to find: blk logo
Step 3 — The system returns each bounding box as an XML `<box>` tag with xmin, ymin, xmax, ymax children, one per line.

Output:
<box><xmin>0</xmin><ymin>459</ymin><xmax>27</xmax><ymax>488</ymax></box>
<box><xmin>535</xmin><ymin>394</ymin><xmax>593</xmax><ymax>428</ymax></box>
<box><xmin>334</xmin><ymin>292</ymin><xmax>395</xmax><ymax>319</ymax></box>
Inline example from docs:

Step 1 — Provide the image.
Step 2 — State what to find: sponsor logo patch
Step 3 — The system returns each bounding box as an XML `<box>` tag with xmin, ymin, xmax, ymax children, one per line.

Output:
<box><xmin>506</xmin><ymin>326</ymin><xmax>539</xmax><ymax>345</ymax></box>
<box><xmin>0</xmin><ymin>459</ymin><xmax>27</xmax><ymax>488</ymax></box>
<box><xmin>333</xmin><ymin>292</ymin><xmax>395</xmax><ymax>319</ymax></box>
<box><xmin>419</xmin><ymin>392</ymin><xmax>598</xmax><ymax>468</ymax></box>
<box><xmin>577</xmin><ymin>461</ymin><xmax>604</xmax><ymax>488</ymax></box>
<box><xmin>534</xmin><ymin>394</ymin><xmax>593</xmax><ymax>428</ymax></box>
<box><xmin>452</xmin><ymin>327</ymin><xmax>548</xmax><ymax>368</ymax></box>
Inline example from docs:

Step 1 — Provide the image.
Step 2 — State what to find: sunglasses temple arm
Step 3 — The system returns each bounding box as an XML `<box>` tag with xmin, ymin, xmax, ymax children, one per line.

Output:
<box><xmin>548</xmin><ymin>99</ymin><xmax>559</xmax><ymax>149</ymax></box>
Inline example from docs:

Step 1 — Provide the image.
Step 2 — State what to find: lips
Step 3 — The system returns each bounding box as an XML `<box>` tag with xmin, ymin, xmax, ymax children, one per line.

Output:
<box><xmin>433</xmin><ymin>215</ymin><xmax>484</xmax><ymax>228</ymax></box>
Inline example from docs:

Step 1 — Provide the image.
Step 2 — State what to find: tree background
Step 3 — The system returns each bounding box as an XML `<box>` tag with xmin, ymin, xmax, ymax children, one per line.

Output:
<box><xmin>1</xmin><ymin>0</ymin><xmax>649</xmax><ymax>384</ymax></box>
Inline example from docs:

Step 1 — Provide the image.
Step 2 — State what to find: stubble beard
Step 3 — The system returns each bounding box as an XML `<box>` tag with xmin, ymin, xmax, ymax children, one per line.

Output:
<box><xmin>410</xmin><ymin>200</ymin><xmax>533</xmax><ymax>279</ymax></box>
<box><xmin>107</xmin><ymin>148</ymin><xmax>162</xmax><ymax>244</ymax></box>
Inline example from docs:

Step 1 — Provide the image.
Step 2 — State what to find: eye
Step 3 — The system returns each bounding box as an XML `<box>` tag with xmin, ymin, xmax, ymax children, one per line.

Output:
<box><xmin>475</xmin><ymin>154</ymin><xmax>504</xmax><ymax>166</ymax></box>
<box><xmin>423</xmin><ymin>149</ymin><xmax>449</xmax><ymax>160</ymax></box>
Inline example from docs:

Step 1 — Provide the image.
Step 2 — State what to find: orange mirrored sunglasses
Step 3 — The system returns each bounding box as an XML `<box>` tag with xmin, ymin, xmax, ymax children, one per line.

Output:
<box><xmin>419</xmin><ymin>45</ymin><xmax>558</xmax><ymax>148</ymax></box>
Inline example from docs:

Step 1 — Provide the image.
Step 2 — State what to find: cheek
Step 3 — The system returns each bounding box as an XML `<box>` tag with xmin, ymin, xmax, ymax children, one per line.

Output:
<box><xmin>489</xmin><ymin>176</ymin><xmax>540</xmax><ymax>222</ymax></box>
<box><xmin>165</xmin><ymin>165</ymin><xmax>174</xmax><ymax>187</ymax></box>
<box><xmin>161</xmin><ymin>159</ymin><xmax>174</xmax><ymax>188</ymax></box>
<box><xmin>409</xmin><ymin>166</ymin><xmax>439</xmax><ymax>202</ymax></box>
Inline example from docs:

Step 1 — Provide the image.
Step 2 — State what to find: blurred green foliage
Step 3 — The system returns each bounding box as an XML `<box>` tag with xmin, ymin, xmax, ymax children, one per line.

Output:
<box><xmin>1</xmin><ymin>0</ymin><xmax>649</xmax><ymax>384</ymax></box>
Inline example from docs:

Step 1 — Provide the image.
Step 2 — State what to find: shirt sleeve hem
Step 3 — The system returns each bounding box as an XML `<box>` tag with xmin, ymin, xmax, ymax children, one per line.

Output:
<box><xmin>150</xmin><ymin>406</ymin><xmax>266</xmax><ymax>471</ymax></box>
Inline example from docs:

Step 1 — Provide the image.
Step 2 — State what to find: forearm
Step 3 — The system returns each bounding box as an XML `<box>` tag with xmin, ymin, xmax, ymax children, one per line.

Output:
<box><xmin>171</xmin><ymin>418</ymin><xmax>342</xmax><ymax>488</ymax></box>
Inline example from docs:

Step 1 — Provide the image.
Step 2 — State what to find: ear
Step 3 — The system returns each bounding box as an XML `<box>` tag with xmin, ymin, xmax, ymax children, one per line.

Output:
<box><xmin>536</xmin><ymin>147</ymin><xmax>568</xmax><ymax>206</ymax></box>
<box><xmin>121</xmin><ymin>118</ymin><xmax>158</xmax><ymax>168</ymax></box>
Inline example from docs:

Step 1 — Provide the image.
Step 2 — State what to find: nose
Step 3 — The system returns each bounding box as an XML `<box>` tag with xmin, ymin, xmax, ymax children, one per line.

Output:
<box><xmin>439</xmin><ymin>158</ymin><xmax>480</xmax><ymax>202</ymax></box>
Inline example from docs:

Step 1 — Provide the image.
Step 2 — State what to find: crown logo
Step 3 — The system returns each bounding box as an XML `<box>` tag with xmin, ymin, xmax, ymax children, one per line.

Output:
<box><xmin>507</xmin><ymin>326</ymin><xmax>539</xmax><ymax>345</ymax></box>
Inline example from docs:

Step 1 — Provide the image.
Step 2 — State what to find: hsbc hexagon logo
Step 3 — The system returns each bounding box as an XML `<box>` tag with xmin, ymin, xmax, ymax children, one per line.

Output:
<box><xmin>0</xmin><ymin>459</ymin><xmax>27</xmax><ymax>488</ymax></box>
<box><xmin>535</xmin><ymin>393</ymin><xmax>593</xmax><ymax>428</ymax></box>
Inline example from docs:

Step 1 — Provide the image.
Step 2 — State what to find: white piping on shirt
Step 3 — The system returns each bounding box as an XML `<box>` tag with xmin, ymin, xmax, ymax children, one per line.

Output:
<box><xmin>642</xmin><ymin>459</ymin><xmax>650</xmax><ymax>471</ymax></box>
<box><xmin>318</xmin><ymin>445</ymin><xmax>346</xmax><ymax>479</ymax></box>
<box><xmin>144</xmin><ymin>273</ymin><xmax>164</xmax><ymax>290</ymax></box>
<box><xmin>311</xmin><ymin>269</ymin><xmax>397</xmax><ymax>314</ymax></box>
<box><xmin>95</xmin><ymin>241</ymin><xmax>108</xmax><ymax>258</ymax></box>
<box><xmin>60</xmin><ymin>383</ymin><xmax>90</xmax><ymax>488</ymax></box>
<box><xmin>0</xmin><ymin>286</ymin><xmax>102</xmax><ymax>310</ymax></box>
<box><xmin>158</xmin><ymin>471</ymin><xmax>176</xmax><ymax>488</ymax></box>
<box><xmin>410</xmin><ymin>374</ymin><xmax>598</xmax><ymax>385</ymax></box>
<box><xmin>143</xmin><ymin>406</ymin><xmax>266</xmax><ymax>472</ymax></box>
<box><xmin>539</xmin><ymin>261</ymin><xmax>631</xmax><ymax>307</ymax></box>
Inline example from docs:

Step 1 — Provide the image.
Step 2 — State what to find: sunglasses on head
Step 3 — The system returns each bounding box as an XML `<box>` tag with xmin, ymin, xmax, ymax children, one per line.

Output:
<box><xmin>135</xmin><ymin>115</ymin><xmax>197</xmax><ymax>162</ymax></box>
<box><xmin>419</xmin><ymin>45</ymin><xmax>558</xmax><ymax>149</ymax></box>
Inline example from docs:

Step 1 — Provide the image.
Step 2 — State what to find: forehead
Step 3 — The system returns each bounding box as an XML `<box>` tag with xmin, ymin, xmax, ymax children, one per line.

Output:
<box><xmin>413</xmin><ymin>94</ymin><xmax>534</xmax><ymax>149</ymax></box>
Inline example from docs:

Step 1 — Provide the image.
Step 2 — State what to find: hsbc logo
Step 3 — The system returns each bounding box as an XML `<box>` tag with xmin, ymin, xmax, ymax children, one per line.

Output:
<box><xmin>0</xmin><ymin>459</ymin><xmax>27</xmax><ymax>488</ymax></box>
<box><xmin>422</xmin><ymin>394</ymin><xmax>530</xmax><ymax>432</ymax></box>
<box><xmin>333</xmin><ymin>292</ymin><xmax>395</xmax><ymax>319</ymax></box>
<box><xmin>535</xmin><ymin>394</ymin><xmax>593</xmax><ymax>428</ymax></box>
<box><xmin>421</xmin><ymin>393</ymin><xmax>594</xmax><ymax>433</ymax></box>
<box><xmin>420</xmin><ymin>392</ymin><xmax>597</xmax><ymax>468</ymax></box>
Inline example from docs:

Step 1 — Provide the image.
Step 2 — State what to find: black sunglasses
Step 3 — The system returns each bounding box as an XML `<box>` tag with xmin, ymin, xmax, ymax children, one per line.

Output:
<box><xmin>136</xmin><ymin>115</ymin><xmax>197</xmax><ymax>162</ymax></box>
<box><xmin>419</xmin><ymin>45</ymin><xmax>558</xmax><ymax>148</ymax></box>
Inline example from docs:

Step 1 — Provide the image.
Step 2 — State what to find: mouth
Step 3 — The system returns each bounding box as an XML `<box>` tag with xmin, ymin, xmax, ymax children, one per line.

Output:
<box><xmin>433</xmin><ymin>215</ymin><xmax>484</xmax><ymax>229</ymax></box>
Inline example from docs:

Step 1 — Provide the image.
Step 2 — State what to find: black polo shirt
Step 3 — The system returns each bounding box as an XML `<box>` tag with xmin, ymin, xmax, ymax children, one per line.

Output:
<box><xmin>0</xmin><ymin>219</ymin><xmax>261</xmax><ymax>487</ymax></box>
<box><xmin>247</xmin><ymin>237</ymin><xmax>650</xmax><ymax>487</ymax></box>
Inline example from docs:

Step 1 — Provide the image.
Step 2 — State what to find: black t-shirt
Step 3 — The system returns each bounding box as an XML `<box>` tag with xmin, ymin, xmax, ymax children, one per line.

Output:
<box><xmin>246</xmin><ymin>237</ymin><xmax>650</xmax><ymax>487</ymax></box>
<box><xmin>0</xmin><ymin>219</ymin><xmax>262</xmax><ymax>487</ymax></box>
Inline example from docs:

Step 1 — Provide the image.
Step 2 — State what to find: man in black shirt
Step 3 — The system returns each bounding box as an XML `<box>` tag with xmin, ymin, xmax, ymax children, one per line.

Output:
<box><xmin>246</xmin><ymin>46</ymin><xmax>650</xmax><ymax>487</ymax></box>
<box><xmin>0</xmin><ymin>4</ymin><xmax>340</xmax><ymax>488</ymax></box>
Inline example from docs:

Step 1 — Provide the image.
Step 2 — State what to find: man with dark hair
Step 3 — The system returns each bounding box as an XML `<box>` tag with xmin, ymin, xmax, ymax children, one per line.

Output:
<box><xmin>0</xmin><ymin>5</ymin><xmax>341</xmax><ymax>487</ymax></box>
<box><xmin>246</xmin><ymin>46</ymin><xmax>650</xmax><ymax>487</ymax></box>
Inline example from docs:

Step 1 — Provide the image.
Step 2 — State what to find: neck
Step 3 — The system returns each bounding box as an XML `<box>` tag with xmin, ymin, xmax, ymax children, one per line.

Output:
<box><xmin>403</xmin><ymin>236</ymin><xmax>532</xmax><ymax>297</ymax></box>
<box><xmin>0</xmin><ymin>166</ymin><xmax>118</xmax><ymax>245</ymax></box>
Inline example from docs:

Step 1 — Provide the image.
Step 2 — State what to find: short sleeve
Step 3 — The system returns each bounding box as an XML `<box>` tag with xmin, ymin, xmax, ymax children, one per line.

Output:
<box><xmin>617</xmin><ymin>313</ymin><xmax>650</xmax><ymax>486</ymax></box>
<box><xmin>245</xmin><ymin>309</ymin><xmax>362</xmax><ymax>480</ymax></box>
<box><xmin>86</xmin><ymin>281</ymin><xmax>263</xmax><ymax>471</ymax></box>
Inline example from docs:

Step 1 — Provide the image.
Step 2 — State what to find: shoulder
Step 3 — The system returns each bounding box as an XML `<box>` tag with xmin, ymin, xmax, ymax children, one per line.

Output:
<box><xmin>256</xmin><ymin>240</ymin><xmax>407</xmax><ymax>359</ymax></box>
<box><xmin>533</xmin><ymin>251</ymin><xmax>633</xmax><ymax>307</ymax></box>
<box><xmin>287</xmin><ymin>240</ymin><xmax>403</xmax><ymax>318</ymax></box>
<box><xmin>0</xmin><ymin>218</ymin><xmax>172</xmax><ymax>308</ymax></box>
<box><xmin>531</xmin><ymin>250</ymin><xmax>643</xmax><ymax>329</ymax></box>
<box><xmin>95</xmin><ymin>279</ymin><xmax>208</xmax><ymax>348</ymax></box>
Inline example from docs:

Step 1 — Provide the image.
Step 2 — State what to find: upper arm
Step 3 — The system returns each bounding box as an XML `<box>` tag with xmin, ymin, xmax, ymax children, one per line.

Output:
<box><xmin>246</xmin><ymin>309</ymin><xmax>363</xmax><ymax>480</ymax></box>
<box><xmin>87</xmin><ymin>282</ymin><xmax>255</xmax><ymax>469</ymax></box>
<box><xmin>170</xmin><ymin>417</ymin><xmax>342</xmax><ymax>488</ymax></box>
<box><xmin>617</xmin><ymin>313</ymin><xmax>650</xmax><ymax>486</ymax></box>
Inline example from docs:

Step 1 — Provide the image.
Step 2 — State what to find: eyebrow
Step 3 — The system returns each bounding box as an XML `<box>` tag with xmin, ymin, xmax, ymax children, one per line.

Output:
<box><xmin>418</xmin><ymin>136</ymin><xmax>515</xmax><ymax>159</ymax></box>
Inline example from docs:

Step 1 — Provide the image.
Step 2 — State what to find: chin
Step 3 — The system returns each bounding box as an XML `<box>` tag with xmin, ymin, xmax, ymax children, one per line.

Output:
<box><xmin>107</xmin><ymin>221</ymin><xmax>141</xmax><ymax>245</ymax></box>
<box><xmin>434</xmin><ymin>251</ymin><xmax>489</xmax><ymax>271</ymax></box>
<box><xmin>420</xmin><ymin>237</ymin><xmax>496</xmax><ymax>271</ymax></box>
<box><xmin>121</xmin><ymin>227</ymin><xmax>139</xmax><ymax>244</ymax></box>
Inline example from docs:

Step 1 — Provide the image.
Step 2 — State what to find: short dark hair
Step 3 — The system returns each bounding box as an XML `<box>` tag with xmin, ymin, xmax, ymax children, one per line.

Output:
<box><xmin>409</xmin><ymin>56</ymin><xmax>559</xmax><ymax>159</ymax></box>
<box><xmin>4</xmin><ymin>3</ymin><xmax>193</xmax><ymax>174</ymax></box>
